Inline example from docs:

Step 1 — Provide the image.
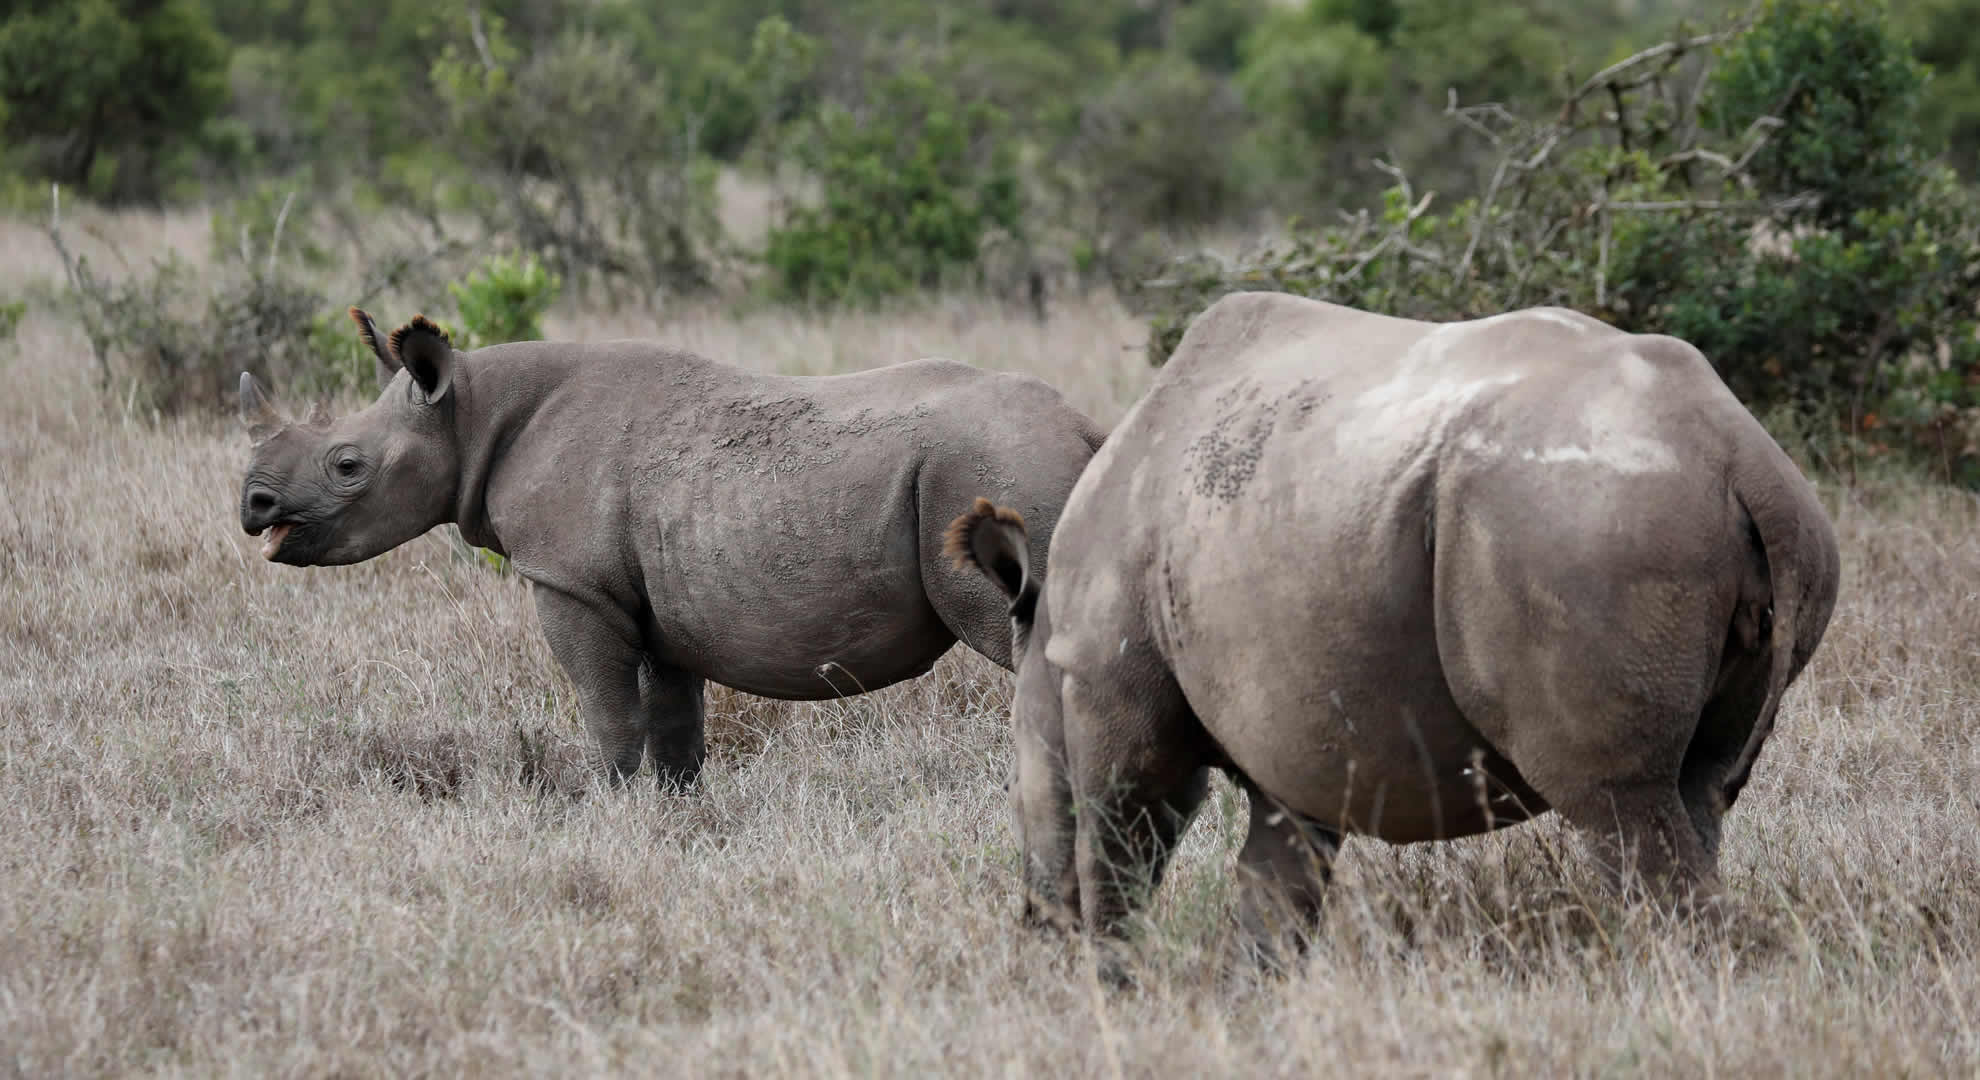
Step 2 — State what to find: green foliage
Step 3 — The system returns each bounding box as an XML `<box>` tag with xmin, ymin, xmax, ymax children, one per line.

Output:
<box><xmin>431</xmin><ymin>20</ymin><xmax>723</xmax><ymax>297</ymax></box>
<box><xmin>55</xmin><ymin>248</ymin><xmax>354</xmax><ymax>415</ymax></box>
<box><xmin>1172</xmin><ymin>0</ymin><xmax>1271</xmax><ymax>73</ymax></box>
<box><xmin>1903</xmin><ymin>0</ymin><xmax>1980</xmax><ymax>174</ymax></box>
<box><xmin>1070</xmin><ymin>56</ymin><xmax>1253</xmax><ymax>235</ymax></box>
<box><xmin>763</xmin><ymin>70</ymin><xmax>1023</xmax><ymax>303</ymax></box>
<box><xmin>0</xmin><ymin>297</ymin><xmax>23</xmax><ymax>340</ymax></box>
<box><xmin>447</xmin><ymin>254</ymin><xmax>562</xmax><ymax>349</ymax></box>
<box><xmin>1139</xmin><ymin>0</ymin><xmax>1980</xmax><ymax>483</ymax></box>
<box><xmin>1608</xmin><ymin>174</ymin><xmax>1980</xmax><ymax>414</ymax></box>
<box><xmin>0</xmin><ymin>0</ymin><xmax>230</xmax><ymax>203</ymax></box>
<box><xmin>1709</xmin><ymin>0</ymin><xmax>1932</xmax><ymax>226</ymax></box>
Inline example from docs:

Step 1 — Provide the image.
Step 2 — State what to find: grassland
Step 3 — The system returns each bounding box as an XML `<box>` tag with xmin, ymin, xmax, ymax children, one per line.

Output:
<box><xmin>2</xmin><ymin>207</ymin><xmax>1978</xmax><ymax>1077</ymax></box>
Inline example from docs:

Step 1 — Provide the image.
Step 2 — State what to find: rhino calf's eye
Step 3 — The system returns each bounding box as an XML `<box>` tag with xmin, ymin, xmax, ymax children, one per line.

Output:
<box><xmin>338</xmin><ymin>458</ymin><xmax>360</xmax><ymax>475</ymax></box>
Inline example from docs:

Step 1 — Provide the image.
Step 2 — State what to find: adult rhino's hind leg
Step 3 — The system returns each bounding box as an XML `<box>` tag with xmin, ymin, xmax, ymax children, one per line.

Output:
<box><xmin>1233</xmin><ymin>779</ymin><xmax>1340</xmax><ymax>970</ymax></box>
<box><xmin>640</xmin><ymin>661</ymin><xmax>707</xmax><ymax>791</ymax></box>
<box><xmin>1552</xmin><ymin>780</ymin><xmax>1718</xmax><ymax>906</ymax></box>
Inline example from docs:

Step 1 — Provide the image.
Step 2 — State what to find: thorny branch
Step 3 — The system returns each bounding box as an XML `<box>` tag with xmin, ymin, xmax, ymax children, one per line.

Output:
<box><xmin>43</xmin><ymin>183</ymin><xmax>113</xmax><ymax>389</ymax></box>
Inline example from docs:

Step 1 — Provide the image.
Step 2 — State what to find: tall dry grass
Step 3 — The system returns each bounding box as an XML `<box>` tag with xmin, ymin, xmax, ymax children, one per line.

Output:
<box><xmin>2</xmin><ymin>208</ymin><xmax>1979</xmax><ymax>1077</ymax></box>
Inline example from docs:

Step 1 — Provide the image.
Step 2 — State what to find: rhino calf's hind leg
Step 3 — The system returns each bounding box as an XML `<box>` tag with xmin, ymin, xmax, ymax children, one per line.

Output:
<box><xmin>1074</xmin><ymin>772</ymin><xmax>1207</xmax><ymax>985</ymax></box>
<box><xmin>534</xmin><ymin>587</ymin><xmax>647</xmax><ymax>785</ymax></box>
<box><xmin>640</xmin><ymin>661</ymin><xmax>706</xmax><ymax>791</ymax></box>
<box><xmin>1233</xmin><ymin>780</ymin><xmax>1340</xmax><ymax>969</ymax></box>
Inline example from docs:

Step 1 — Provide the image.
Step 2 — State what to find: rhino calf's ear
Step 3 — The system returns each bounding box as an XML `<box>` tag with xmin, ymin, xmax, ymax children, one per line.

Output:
<box><xmin>944</xmin><ymin>497</ymin><xmax>1033</xmax><ymax>606</ymax></box>
<box><xmin>388</xmin><ymin>315</ymin><xmax>456</xmax><ymax>404</ymax></box>
<box><xmin>349</xmin><ymin>306</ymin><xmax>401</xmax><ymax>388</ymax></box>
<box><xmin>239</xmin><ymin>371</ymin><xmax>283</xmax><ymax>443</ymax></box>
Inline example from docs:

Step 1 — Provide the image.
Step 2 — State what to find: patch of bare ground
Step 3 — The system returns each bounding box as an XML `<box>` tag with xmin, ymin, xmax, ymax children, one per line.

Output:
<box><xmin>2</xmin><ymin>212</ymin><xmax>1977</xmax><ymax>1076</ymax></box>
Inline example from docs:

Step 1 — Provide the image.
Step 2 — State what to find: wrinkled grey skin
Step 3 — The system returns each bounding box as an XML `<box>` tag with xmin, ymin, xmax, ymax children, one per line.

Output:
<box><xmin>950</xmin><ymin>292</ymin><xmax>1840</xmax><ymax>967</ymax></box>
<box><xmin>239</xmin><ymin>310</ymin><xmax>1104</xmax><ymax>788</ymax></box>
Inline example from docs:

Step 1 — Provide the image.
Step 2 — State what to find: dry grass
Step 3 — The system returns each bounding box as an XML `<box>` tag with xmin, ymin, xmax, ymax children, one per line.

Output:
<box><xmin>4</xmin><ymin>209</ymin><xmax>1980</xmax><ymax>1077</ymax></box>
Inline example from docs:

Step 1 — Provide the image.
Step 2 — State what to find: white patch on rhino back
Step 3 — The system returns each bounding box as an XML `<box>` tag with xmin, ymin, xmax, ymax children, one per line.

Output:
<box><xmin>1522</xmin><ymin>308</ymin><xmax>1598</xmax><ymax>334</ymax></box>
<box><xmin>1456</xmin><ymin>422</ymin><xmax>1681</xmax><ymax>476</ymax></box>
<box><xmin>1333</xmin><ymin>322</ymin><xmax>1527</xmax><ymax>455</ymax></box>
<box><xmin>1617</xmin><ymin>349</ymin><xmax>1660</xmax><ymax>391</ymax></box>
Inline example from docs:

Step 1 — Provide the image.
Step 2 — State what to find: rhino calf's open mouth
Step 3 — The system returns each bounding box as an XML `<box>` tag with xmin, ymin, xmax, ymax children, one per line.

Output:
<box><xmin>259</xmin><ymin>524</ymin><xmax>293</xmax><ymax>560</ymax></box>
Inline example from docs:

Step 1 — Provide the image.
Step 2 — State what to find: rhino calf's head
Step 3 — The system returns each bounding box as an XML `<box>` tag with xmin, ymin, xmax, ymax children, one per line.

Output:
<box><xmin>238</xmin><ymin>310</ymin><xmax>462</xmax><ymax>566</ymax></box>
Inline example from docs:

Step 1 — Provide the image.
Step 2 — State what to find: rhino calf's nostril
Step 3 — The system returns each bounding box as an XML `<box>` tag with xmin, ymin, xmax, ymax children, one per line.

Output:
<box><xmin>248</xmin><ymin>489</ymin><xmax>277</xmax><ymax>516</ymax></box>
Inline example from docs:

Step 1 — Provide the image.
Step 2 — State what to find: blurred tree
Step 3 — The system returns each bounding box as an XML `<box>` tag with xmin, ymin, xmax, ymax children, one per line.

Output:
<box><xmin>1710</xmin><ymin>0</ymin><xmax>1931</xmax><ymax>226</ymax></box>
<box><xmin>0</xmin><ymin>0</ymin><xmax>229</xmax><ymax>202</ymax></box>
<box><xmin>1902</xmin><ymin>0</ymin><xmax>1980</xmax><ymax>174</ymax></box>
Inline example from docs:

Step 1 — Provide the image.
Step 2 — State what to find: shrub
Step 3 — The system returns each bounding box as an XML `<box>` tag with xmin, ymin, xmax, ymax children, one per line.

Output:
<box><xmin>431</xmin><ymin>21</ymin><xmax>722</xmax><ymax>301</ymax></box>
<box><xmin>447</xmin><ymin>254</ymin><xmax>562</xmax><ymax>349</ymax></box>
<box><xmin>0</xmin><ymin>0</ymin><xmax>230</xmax><ymax>203</ymax></box>
<box><xmin>1136</xmin><ymin>0</ymin><xmax>1980</xmax><ymax>484</ymax></box>
<box><xmin>48</xmin><ymin>185</ymin><xmax>422</xmax><ymax>415</ymax></box>
<box><xmin>54</xmin><ymin>249</ymin><xmax>350</xmax><ymax>415</ymax></box>
<box><xmin>762</xmin><ymin>69</ymin><xmax>1023</xmax><ymax>304</ymax></box>
<box><xmin>210</xmin><ymin>183</ymin><xmax>331</xmax><ymax>272</ymax></box>
<box><xmin>1069</xmin><ymin>56</ymin><xmax>1253</xmax><ymax>235</ymax></box>
<box><xmin>1708</xmin><ymin>0</ymin><xmax>1932</xmax><ymax>227</ymax></box>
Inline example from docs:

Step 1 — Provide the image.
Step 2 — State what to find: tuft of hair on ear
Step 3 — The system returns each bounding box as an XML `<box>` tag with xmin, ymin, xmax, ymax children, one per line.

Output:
<box><xmin>348</xmin><ymin>306</ymin><xmax>399</xmax><ymax>372</ymax></box>
<box><xmin>349</xmin><ymin>306</ymin><xmax>382</xmax><ymax>353</ymax></box>
<box><xmin>944</xmin><ymin>497</ymin><xmax>1024</xmax><ymax>570</ymax></box>
<box><xmin>387</xmin><ymin>313</ymin><xmax>451</xmax><ymax>359</ymax></box>
<box><xmin>944</xmin><ymin>497</ymin><xmax>1033</xmax><ymax>606</ymax></box>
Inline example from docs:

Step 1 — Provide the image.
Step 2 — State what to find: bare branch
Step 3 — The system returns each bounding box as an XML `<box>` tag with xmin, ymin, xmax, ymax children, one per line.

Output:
<box><xmin>266</xmin><ymin>190</ymin><xmax>297</xmax><ymax>277</ymax></box>
<box><xmin>42</xmin><ymin>183</ymin><xmax>112</xmax><ymax>389</ymax></box>
<box><xmin>1569</xmin><ymin>32</ymin><xmax>1731</xmax><ymax>105</ymax></box>
<box><xmin>466</xmin><ymin>2</ymin><xmax>497</xmax><ymax>71</ymax></box>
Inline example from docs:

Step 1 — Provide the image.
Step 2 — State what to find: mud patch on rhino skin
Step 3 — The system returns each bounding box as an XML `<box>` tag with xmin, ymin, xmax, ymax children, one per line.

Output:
<box><xmin>833</xmin><ymin>402</ymin><xmax>933</xmax><ymax>438</ymax></box>
<box><xmin>714</xmin><ymin>395</ymin><xmax>822</xmax><ymax>451</ymax></box>
<box><xmin>1287</xmin><ymin>379</ymin><xmax>1333</xmax><ymax>429</ymax></box>
<box><xmin>1185</xmin><ymin>381</ymin><xmax>1277</xmax><ymax>502</ymax></box>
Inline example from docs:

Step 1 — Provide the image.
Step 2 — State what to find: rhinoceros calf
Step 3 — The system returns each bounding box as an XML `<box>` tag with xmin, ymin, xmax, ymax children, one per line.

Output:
<box><xmin>238</xmin><ymin>310</ymin><xmax>1104</xmax><ymax>787</ymax></box>
<box><xmin>949</xmin><ymin>291</ymin><xmax>1839</xmax><ymax>959</ymax></box>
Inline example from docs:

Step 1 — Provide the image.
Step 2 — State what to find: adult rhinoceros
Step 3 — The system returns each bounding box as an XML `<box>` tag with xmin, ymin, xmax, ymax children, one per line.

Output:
<box><xmin>238</xmin><ymin>310</ymin><xmax>1105</xmax><ymax>788</ymax></box>
<box><xmin>947</xmin><ymin>291</ymin><xmax>1839</xmax><ymax>963</ymax></box>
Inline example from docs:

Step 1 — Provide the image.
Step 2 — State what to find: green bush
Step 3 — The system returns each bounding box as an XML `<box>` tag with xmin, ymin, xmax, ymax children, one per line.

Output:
<box><xmin>763</xmin><ymin>69</ymin><xmax>1023</xmax><ymax>303</ymax></box>
<box><xmin>1137</xmin><ymin>0</ymin><xmax>1980</xmax><ymax>484</ymax></box>
<box><xmin>431</xmin><ymin>20</ymin><xmax>722</xmax><ymax>299</ymax></box>
<box><xmin>0</xmin><ymin>0</ymin><xmax>230</xmax><ymax>203</ymax></box>
<box><xmin>1068</xmin><ymin>56</ymin><xmax>1253</xmax><ymax>237</ymax></box>
<box><xmin>447</xmin><ymin>254</ymin><xmax>563</xmax><ymax>349</ymax></box>
<box><xmin>1709</xmin><ymin>0</ymin><xmax>1932</xmax><ymax>226</ymax></box>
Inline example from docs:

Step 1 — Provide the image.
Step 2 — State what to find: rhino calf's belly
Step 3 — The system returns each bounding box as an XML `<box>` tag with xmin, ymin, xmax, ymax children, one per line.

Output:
<box><xmin>654</xmin><ymin>596</ymin><xmax>959</xmax><ymax>701</ymax></box>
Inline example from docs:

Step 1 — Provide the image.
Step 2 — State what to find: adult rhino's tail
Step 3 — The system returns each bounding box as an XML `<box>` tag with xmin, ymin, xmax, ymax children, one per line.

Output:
<box><xmin>1720</xmin><ymin>451</ymin><xmax>1841</xmax><ymax>808</ymax></box>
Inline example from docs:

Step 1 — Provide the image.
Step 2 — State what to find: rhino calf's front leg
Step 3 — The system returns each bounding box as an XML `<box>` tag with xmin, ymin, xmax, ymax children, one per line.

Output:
<box><xmin>534</xmin><ymin>587</ymin><xmax>648</xmax><ymax>785</ymax></box>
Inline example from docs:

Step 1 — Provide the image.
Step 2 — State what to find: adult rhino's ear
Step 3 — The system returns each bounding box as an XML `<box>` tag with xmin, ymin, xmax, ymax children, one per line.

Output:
<box><xmin>239</xmin><ymin>372</ymin><xmax>283</xmax><ymax>444</ymax></box>
<box><xmin>388</xmin><ymin>314</ymin><xmax>455</xmax><ymax>404</ymax></box>
<box><xmin>349</xmin><ymin>306</ymin><xmax>400</xmax><ymax>389</ymax></box>
<box><xmin>945</xmin><ymin>497</ymin><xmax>1034</xmax><ymax>612</ymax></box>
